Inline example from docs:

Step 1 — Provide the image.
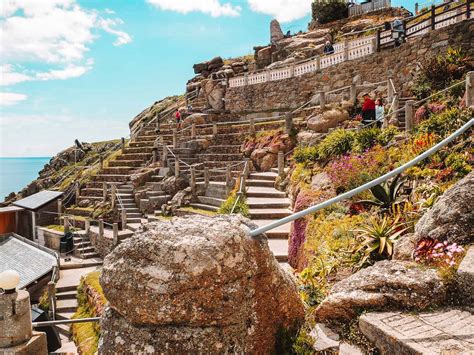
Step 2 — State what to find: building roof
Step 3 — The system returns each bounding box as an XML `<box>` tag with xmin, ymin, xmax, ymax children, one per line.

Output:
<box><xmin>0</xmin><ymin>234</ymin><xmax>58</xmax><ymax>289</ymax></box>
<box><xmin>0</xmin><ymin>206</ymin><xmax>24</xmax><ymax>214</ymax></box>
<box><xmin>13</xmin><ymin>190</ymin><xmax>63</xmax><ymax>211</ymax></box>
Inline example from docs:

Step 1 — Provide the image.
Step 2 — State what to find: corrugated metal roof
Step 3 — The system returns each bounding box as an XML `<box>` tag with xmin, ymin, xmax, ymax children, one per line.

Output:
<box><xmin>0</xmin><ymin>234</ymin><xmax>57</xmax><ymax>289</ymax></box>
<box><xmin>13</xmin><ymin>190</ymin><xmax>63</xmax><ymax>210</ymax></box>
<box><xmin>0</xmin><ymin>206</ymin><xmax>24</xmax><ymax>214</ymax></box>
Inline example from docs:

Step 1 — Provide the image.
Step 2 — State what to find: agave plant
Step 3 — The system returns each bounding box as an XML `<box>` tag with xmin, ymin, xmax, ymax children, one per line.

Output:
<box><xmin>358</xmin><ymin>174</ymin><xmax>407</xmax><ymax>212</ymax></box>
<box><xmin>354</xmin><ymin>215</ymin><xmax>408</xmax><ymax>267</ymax></box>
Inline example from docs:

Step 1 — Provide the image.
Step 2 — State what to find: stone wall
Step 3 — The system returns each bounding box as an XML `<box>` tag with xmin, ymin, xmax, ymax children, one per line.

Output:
<box><xmin>89</xmin><ymin>227</ymin><xmax>113</xmax><ymax>259</ymax></box>
<box><xmin>225</xmin><ymin>19</ymin><xmax>474</xmax><ymax>113</ymax></box>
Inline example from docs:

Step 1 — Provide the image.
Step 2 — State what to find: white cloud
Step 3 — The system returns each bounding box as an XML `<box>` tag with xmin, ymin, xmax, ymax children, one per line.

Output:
<box><xmin>247</xmin><ymin>0</ymin><xmax>312</xmax><ymax>23</ymax></box>
<box><xmin>147</xmin><ymin>0</ymin><xmax>241</xmax><ymax>17</ymax></box>
<box><xmin>0</xmin><ymin>92</ymin><xmax>28</xmax><ymax>106</ymax></box>
<box><xmin>0</xmin><ymin>0</ymin><xmax>131</xmax><ymax>89</ymax></box>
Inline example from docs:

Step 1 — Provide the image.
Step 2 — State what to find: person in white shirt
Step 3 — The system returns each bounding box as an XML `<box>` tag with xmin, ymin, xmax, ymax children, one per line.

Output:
<box><xmin>375</xmin><ymin>98</ymin><xmax>385</xmax><ymax>128</ymax></box>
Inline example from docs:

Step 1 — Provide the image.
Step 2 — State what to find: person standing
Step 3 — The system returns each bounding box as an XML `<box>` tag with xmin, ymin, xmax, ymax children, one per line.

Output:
<box><xmin>323</xmin><ymin>41</ymin><xmax>335</xmax><ymax>55</ymax></box>
<box><xmin>375</xmin><ymin>98</ymin><xmax>385</xmax><ymax>128</ymax></box>
<box><xmin>175</xmin><ymin>109</ymin><xmax>182</xmax><ymax>129</ymax></box>
<box><xmin>361</xmin><ymin>93</ymin><xmax>376</xmax><ymax>125</ymax></box>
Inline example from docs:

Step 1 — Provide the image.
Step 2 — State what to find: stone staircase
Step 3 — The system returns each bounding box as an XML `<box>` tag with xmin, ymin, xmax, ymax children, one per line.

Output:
<box><xmin>394</xmin><ymin>96</ymin><xmax>417</xmax><ymax>128</ymax></box>
<box><xmin>116</xmin><ymin>184</ymin><xmax>142</xmax><ymax>230</ymax></box>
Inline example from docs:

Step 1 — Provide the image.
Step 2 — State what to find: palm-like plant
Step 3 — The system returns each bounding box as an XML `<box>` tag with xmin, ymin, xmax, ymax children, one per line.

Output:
<box><xmin>358</xmin><ymin>174</ymin><xmax>407</xmax><ymax>211</ymax></box>
<box><xmin>354</xmin><ymin>215</ymin><xmax>408</xmax><ymax>267</ymax></box>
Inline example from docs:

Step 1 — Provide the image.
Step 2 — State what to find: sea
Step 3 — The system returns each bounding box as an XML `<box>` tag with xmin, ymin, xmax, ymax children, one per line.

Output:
<box><xmin>0</xmin><ymin>157</ymin><xmax>51</xmax><ymax>201</ymax></box>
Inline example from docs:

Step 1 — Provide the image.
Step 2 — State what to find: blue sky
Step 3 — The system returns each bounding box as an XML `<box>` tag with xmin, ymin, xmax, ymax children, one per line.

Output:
<box><xmin>0</xmin><ymin>0</ymin><xmax>417</xmax><ymax>157</ymax></box>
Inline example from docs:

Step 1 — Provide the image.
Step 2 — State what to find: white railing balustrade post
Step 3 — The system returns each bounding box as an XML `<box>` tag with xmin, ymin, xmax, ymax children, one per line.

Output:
<box><xmin>343</xmin><ymin>38</ymin><xmax>349</xmax><ymax>61</ymax></box>
<box><xmin>371</xmin><ymin>37</ymin><xmax>377</xmax><ymax>53</ymax></box>
<box><xmin>278</xmin><ymin>152</ymin><xmax>284</xmax><ymax>178</ymax></box>
<box><xmin>319</xmin><ymin>91</ymin><xmax>326</xmax><ymax>110</ymax></box>
<box><xmin>466</xmin><ymin>71</ymin><xmax>474</xmax><ymax>108</ymax></box>
<box><xmin>175</xmin><ymin>160</ymin><xmax>180</xmax><ymax>177</ymax></box>
<box><xmin>99</xmin><ymin>219</ymin><xmax>104</xmax><ymax>238</ymax></box>
<box><xmin>244</xmin><ymin>73</ymin><xmax>249</xmax><ymax>86</ymax></box>
<box><xmin>405</xmin><ymin>100</ymin><xmax>415</xmax><ymax>133</ymax></box>
<box><xmin>290</xmin><ymin>63</ymin><xmax>295</xmax><ymax>77</ymax></box>
<box><xmin>266</xmin><ymin>69</ymin><xmax>271</xmax><ymax>82</ymax></box>
<box><xmin>113</xmin><ymin>223</ymin><xmax>119</xmax><ymax>246</ymax></box>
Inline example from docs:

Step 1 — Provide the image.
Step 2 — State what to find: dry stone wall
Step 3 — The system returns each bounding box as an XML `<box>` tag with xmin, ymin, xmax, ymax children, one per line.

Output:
<box><xmin>225</xmin><ymin>19</ymin><xmax>474</xmax><ymax>113</ymax></box>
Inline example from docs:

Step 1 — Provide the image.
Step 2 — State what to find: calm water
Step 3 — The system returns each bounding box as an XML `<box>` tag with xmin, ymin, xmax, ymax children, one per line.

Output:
<box><xmin>0</xmin><ymin>157</ymin><xmax>51</xmax><ymax>201</ymax></box>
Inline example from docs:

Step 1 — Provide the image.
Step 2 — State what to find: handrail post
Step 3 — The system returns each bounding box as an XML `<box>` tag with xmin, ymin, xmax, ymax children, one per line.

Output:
<box><xmin>111</xmin><ymin>185</ymin><xmax>116</xmax><ymax>209</ymax></box>
<box><xmin>371</xmin><ymin>36</ymin><xmax>377</xmax><ymax>54</ymax></box>
<box><xmin>190</xmin><ymin>166</ymin><xmax>196</xmax><ymax>195</ymax></box>
<box><xmin>47</xmin><ymin>281</ymin><xmax>56</xmax><ymax>320</ymax></box>
<box><xmin>204</xmin><ymin>167</ymin><xmax>209</xmax><ymax>188</ymax></box>
<box><xmin>350</xmin><ymin>83</ymin><xmax>357</xmax><ymax>104</ymax></box>
<box><xmin>174</xmin><ymin>160</ymin><xmax>180</xmax><ymax>177</ymax></box>
<box><xmin>285</xmin><ymin>112</ymin><xmax>293</xmax><ymax>134</ymax></box>
<box><xmin>212</xmin><ymin>122</ymin><xmax>218</xmax><ymax>136</ymax></box>
<box><xmin>278</xmin><ymin>151</ymin><xmax>285</xmax><ymax>178</ymax></box>
<box><xmin>64</xmin><ymin>216</ymin><xmax>69</xmax><ymax>234</ymax></box>
<box><xmin>85</xmin><ymin>218</ymin><xmax>90</xmax><ymax>236</ymax></box>
<box><xmin>121</xmin><ymin>209</ymin><xmax>127</xmax><ymax>230</ymax></box>
<box><xmin>162</xmin><ymin>147</ymin><xmax>168</xmax><ymax>167</ymax></box>
<box><xmin>405</xmin><ymin>100</ymin><xmax>415</xmax><ymax>133</ymax></box>
<box><xmin>191</xmin><ymin>122</ymin><xmax>196</xmax><ymax>139</ymax></box>
<box><xmin>75</xmin><ymin>184</ymin><xmax>80</xmax><ymax>201</ymax></box>
<box><xmin>226</xmin><ymin>166</ymin><xmax>232</xmax><ymax>194</ymax></box>
<box><xmin>290</xmin><ymin>63</ymin><xmax>295</xmax><ymax>77</ymax></box>
<box><xmin>99</xmin><ymin>219</ymin><xmax>104</xmax><ymax>238</ymax></box>
<box><xmin>160</xmin><ymin>135</ymin><xmax>164</xmax><ymax>145</ymax></box>
<box><xmin>152</xmin><ymin>149</ymin><xmax>157</xmax><ymax>164</ymax></box>
<box><xmin>431</xmin><ymin>5</ymin><xmax>436</xmax><ymax>30</ymax></box>
<box><xmin>244</xmin><ymin>73</ymin><xmax>249</xmax><ymax>86</ymax></box>
<box><xmin>343</xmin><ymin>38</ymin><xmax>349</xmax><ymax>61</ymax></box>
<box><xmin>466</xmin><ymin>71</ymin><xmax>474</xmax><ymax>108</ymax></box>
<box><xmin>156</xmin><ymin>114</ymin><xmax>160</xmax><ymax>131</ymax></box>
<box><xmin>315</xmin><ymin>56</ymin><xmax>321</xmax><ymax>71</ymax></box>
<box><xmin>121</xmin><ymin>137</ymin><xmax>125</xmax><ymax>153</ymax></box>
<box><xmin>102</xmin><ymin>182</ymin><xmax>107</xmax><ymax>202</ymax></box>
<box><xmin>99</xmin><ymin>156</ymin><xmax>104</xmax><ymax>170</ymax></box>
<box><xmin>376</xmin><ymin>29</ymin><xmax>381</xmax><ymax>52</ymax></box>
<box><xmin>319</xmin><ymin>91</ymin><xmax>326</xmax><ymax>110</ymax></box>
<box><xmin>393</xmin><ymin>94</ymin><xmax>400</xmax><ymax>124</ymax></box>
<box><xmin>249</xmin><ymin>118</ymin><xmax>256</xmax><ymax>136</ymax></box>
<box><xmin>113</xmin><ymin>223</ymin><xmax>119</xmax><ymax>246</ymax></box>
<box><xmin>172</xmin><ymin>128</ymin><xmax>177</xmax><ymax>148</ymax></box>
<box><xmin>387</xmin><ymin>76</ymin><xmax>394</xmax><ymax>103</ymax></box>
<box><xmin>57</xmin><ymin>199</ymin><xmax>63</xmax><ymax>222</ymax></box>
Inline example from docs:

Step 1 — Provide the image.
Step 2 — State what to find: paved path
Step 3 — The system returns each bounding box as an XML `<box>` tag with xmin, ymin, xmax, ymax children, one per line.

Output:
<box><xmin>360</xmin><ymin>308</ymin><xmax>474</xmax><ymax>354</ymax></box>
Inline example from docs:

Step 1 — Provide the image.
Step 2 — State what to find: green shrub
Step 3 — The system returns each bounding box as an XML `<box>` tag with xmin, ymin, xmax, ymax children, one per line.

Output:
<box><xmin>312</xmin><ymin>0</ymin><xmax>348</xmax><ymax>24</ymax></box>
<box><xmin>417</xmin><ymin>107</ymin><xmax>471</xmax><ymax>137</ymax></box>
<box><xmin>218</xmin><ymin>191</ymin><xmax>249</xmax><ymax>217</ymax></box>
<box><xmin>318</xmin><ymin>129</ymin><xmax>355</xmax><ymax>159</ymax></box>
<box><xmin>445</xmin><ymin>152</ymin><xmax>472</xmax><ymax>177</ymax></box>
<box><xmin>294</xmin><ymin>146</ymin><xmax>319</xmax><ymax>163</ymax></box>
<box><xmin>353</xmin><ymin>127</ymin><xmax>380</xmax><ymax>153</ymax></box>
<box><xmin>376</xmin><ymin>126</ymin><xmax>399</xmax><ymax>146</ymax></box>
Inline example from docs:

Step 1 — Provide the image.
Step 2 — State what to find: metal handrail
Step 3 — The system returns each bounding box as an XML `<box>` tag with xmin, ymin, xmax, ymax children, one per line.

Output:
<box><xmin>249</xmin><ymin>118</ymin><xmax>473</xmax><ymax>237</ymax></box>
<box><xmin>230</xmin><ymin>160</ymin><xmax>249</xmax><ymax>214</ymax></box>
<box><xmin>33</xmin><ymin>318</ymin><xmax>100</xmax><ymax>327</ymax></box>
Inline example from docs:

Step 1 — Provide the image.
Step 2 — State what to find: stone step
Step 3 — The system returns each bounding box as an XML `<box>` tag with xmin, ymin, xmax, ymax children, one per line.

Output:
<box><xmin>147</xmin><ymin>191</ymin><xmax>166</xmax><ymax>197</ymax></box>
<box><xmin>64</xmin><ymin>207</ymin><xmax>93</xmax><ymax>217</ymax></box>
<box><xmin>80</xmin><ymin>251</ymin><xmax>101</xmax><ymax>259</ymax></box>
<box><xmin>246</xmin><ymin>186</ymin><xmax>286</xmax><ymax>198</ymax></box>
<box><xmin>248</xmin><ymin>172</ymin><xmax>278</xmax><ymax>181</ymax></box>
<box><xmin>55</xmin><ymin>312</ymin><xmax>75</xmax><ymax>321</ymax></box>
<box><xmin>197</xmin><ymin>196</ymin><xmax>225</xmax><ymax>207</ymax></box>
<box><xmin>247</xmin><ymin>197</ymin><xmax>291</xmax><ymax>209</ymax></box>
<box><xmin>101</xmin><ymin>167</ymin><xmax>134</xmax><ymax>175</ymax></box>
<box><xmin>268</xmin><ymin>239</ymin><xmax>288</xmax><ymax>262</ymax></box>
<box><xmin>359</xmin><ymin>308</ymin><xmax>474</xmax><ymax>355</ymax></box>
<box><xmin>56</xmin><ymin>290</ymin><xmax>77</xmax><ymax>300</ymax></box>
<box><xmin>246</xmin><ymin>179</ymin><xmax>275</xmax><ymax>188</ymax></box>
<box><xmin>125</xmin><ymin>212</ymin><xmax>142</xmax><ymax>218</ymax></box>
<box><xmin>123</xmin><ymin>147</ymin><xmax>155</xmax><ymax>154</ymax></box>
<box><xmin>197</xmin><ymin>153</ymin><xmax>243</xmax><ymax>162</ymax></box>
<box><xmin>251</xmin><ymin>219</ymin><xmax>290</xmax><ymax>239</ymax></box>
<box><xmin>150</xmin><ymin>176</ymin><xmax>165</xmax><ymax>182</ymax></box>
<box><xmin>55</xmin><ymin>323</ymin><xmax>72</xmax><ymax>338</ymax></box>
<box><xmin>188</xmin><ymin>203</ymin><xmax>219</xmax><ymax>212</ymax></box>
<box><xmin>56</xmin><ymin>299</ymin><xmax>78</xmax><ymax>313</ymax></box>
<box><xmin>81</xmin><ymin>188</ymin><xmax>106</xmax><ymax>197</ymax></box>
<box><xmin>115</xmin><ymin>152</ymin><xmax>150</xmax><ymax>161</ymax></box>
<box><xmin>126</xmin><ymin>218</ymin><xmax>142</xmax><ymax>224</ymax></box>
<box><xmin>148</xmin><ymin>195</ymin><xmax>172</xmax><ymax>204</ymax></box>
<box><xmin>205</xmin><ymin>145</ymin><xmax>241</xmax><ymax>154</ymax></box>
<box><xmin>76</xmin><ymin>246</ymin><xmax>96</xmax><ymax>254</ymax></box>
<box><xmin>56</xmin><ymin>285</ymin><xmax>77</xmax><ymax>293</ymax></box>
<box><xmin>249</xmin><ymin>208</ymin><xmax>292</xmax><ymax>219</ymax></box>
<box><xmin>94</xmin><ymin>174</ymin><xmax>130</xmax><ymax>183</ymax></box>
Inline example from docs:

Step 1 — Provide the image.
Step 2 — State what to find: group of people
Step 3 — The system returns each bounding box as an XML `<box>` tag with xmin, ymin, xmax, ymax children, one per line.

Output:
<box><xmin>361</xmin><ymin>93</ymin><xmax>385</xmax><ymax>127</ymax></box>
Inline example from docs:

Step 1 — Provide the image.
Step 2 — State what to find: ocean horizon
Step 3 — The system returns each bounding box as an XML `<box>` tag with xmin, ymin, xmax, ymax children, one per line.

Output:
<box><xmin>0</xmin><ymin>157</ymin><xmax>51</xmax><ymax>201</ymax></box>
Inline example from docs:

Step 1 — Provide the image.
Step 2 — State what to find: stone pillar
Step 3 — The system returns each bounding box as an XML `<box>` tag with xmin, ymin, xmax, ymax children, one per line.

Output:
<box><xmin>249</xmin><ymin>118</ymin><xmax>256</xmax><ymax>136</ymax></box>
<box><xmin>343</xmin><ymin>38</ymin><xmax>349</xmax><ymax>61</ymax></box>
<box><xmin>466</xmin><ymin>71</ymin><xmax>474</xmax><ymax>108</ymax></box>
<box><xmin>278</xmin><ymin>152</ymin><xmax>284</xmax><ymax>178</ymax></box>
<box><xmin>113</xmin><ymin>223</ymin><xmax>119</xmax><ymax>246</ymax></box>
<box><xmin>174</xmin><ymin>160</ymin><xmax>180</xmax><ymax>177</ymax></box>
<box><xmin>270</xmin><ymin>19</ymin><xmax>284</xmax><ymax>44</ymax></box>
<box><xmin>121</xmin><ymin>137</ymin><xmax>125</xmax><ymax>153</ymax></box>
<box><xmin>226</xmin><ymin>166</ymin><xmax>232</xmax><ymax>194</ymax></box>
<box><xmin>57</xmin><ymin>199</ymin><xmax>63</xmax><ymax>220</ymax></box>
<box><xmin>285</xmin><ymin>113</ymin><xmax>293</xmax><ymax>134</ymax></box>
<box><xmin>172</xmin><ymin>128</ymin><xmax>177</xmax><ymax>148</ymax></box>
<box><xmin>99</xmin><ymin>156</ymin><xmax>104</xmax><ymax>169</ymax></box>
<box><xmin>99</xmin><ymin>219</ymin><xmax>104</xmax><ymax>238</ymax></box>
<box><xmin>319</xmin><ymin>91</ymin><xmax>326</xmax><ymax>110</ymax></box>
<box><xmin>103</xmin><ymin>182</ymin><xmax>107</xmax><ymax>202</ymax></box>
<box><xmin>190</xmin><ymin>167</ymin><xmax>196</xmax><ymax>195</ymax></box>
<box><xmin>387</xmin><ymin>76</ymin><xmax>394</xmax><ymax>103</ymax></box>
<box><xmin>350</xmin><ymin>83</ymin><xmax>357</xmax><ymax>104</ymax></box>
<box><xmin>204</xmin><ymin>167</ymin><xmax>209</xmax><ymax>188</ymax></box>
<box><xmin>121</xmin><ymin>210</ymin><xmax>127</xmax><ymax>230</ymax></box>
<box><xmin>162</xmin><ymin>147</ymin><xmax>168</xmax><ymax>167</ymax></box>
<box><xmin>0</xmin><ymin>281</ymin><xmax>47</xmax><ymax>354</ymax></box>
<box><xmin>111</xmin><ymin>185</ymin><xmax>116</xmax><ymax>209</ymax></box>
<box><xmin>64</xmin><ymin>216</ymin><xmax>69</xmax><ymax>234</ymax></box>
<box><xmin>405</xmin><ymin>100</ymin><xmax>415</xmax><ymax>133</ymax></box>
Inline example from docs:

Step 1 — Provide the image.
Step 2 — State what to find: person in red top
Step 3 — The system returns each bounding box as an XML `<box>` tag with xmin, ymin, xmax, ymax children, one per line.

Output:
<box><xmin>361</xmin><ymin>93</ymin><xmax>376</xmax><ymax>125</ymax></box>
<box><xmin>175</xmin><ymin>109</ymin><xmax>182</xmax><ymax>129</ymax></box>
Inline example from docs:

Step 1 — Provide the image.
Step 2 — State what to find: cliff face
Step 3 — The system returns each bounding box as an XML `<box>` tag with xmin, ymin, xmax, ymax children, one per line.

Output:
<box><xmin>1</xmin><ymin>140</ymin><xmax>120</xmax><ymax>206</ymax></box>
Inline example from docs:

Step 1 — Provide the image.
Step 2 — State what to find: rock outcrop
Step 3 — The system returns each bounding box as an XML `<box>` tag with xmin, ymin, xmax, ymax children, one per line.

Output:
<box><xmin>414</xmin><ymin>172</ymin><xmax>473</xmax><ymax>244</ymax></box>
<box><xmin>316</xmin><ymin>260</ymin><xmax>448</xmax><ymax>322</ymax></box>
<box><xmin>99</xmin><ymin>215</ymin><xmax>304</xmax><ymax>353</ymax></box>
<box><xmin>270</xmin><ymin>19</ymin><xmax>284</xmax><ymax>44</ymax></box>
<box><xmin>307</xmin><ymin>108</ymin><xmax>349</xmax><ymax>133</ymax></box>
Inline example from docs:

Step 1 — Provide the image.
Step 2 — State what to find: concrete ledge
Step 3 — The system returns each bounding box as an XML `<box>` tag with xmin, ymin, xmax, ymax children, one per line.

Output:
<box><xmin>457</xmin><ymin>245</ymin><xmax>474</xmax><ymax>306</ymax></box>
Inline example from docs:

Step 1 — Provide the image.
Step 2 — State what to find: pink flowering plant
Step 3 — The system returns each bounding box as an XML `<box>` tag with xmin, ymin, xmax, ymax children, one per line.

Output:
<box><xmin>414</xmin><ymin>238</ymin><xmax>464</xmax><ymax>267</ymax></box>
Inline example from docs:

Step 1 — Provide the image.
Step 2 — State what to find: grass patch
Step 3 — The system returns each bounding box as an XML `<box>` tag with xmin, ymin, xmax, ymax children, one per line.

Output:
<box><xmin>45</xmin><ymin>224</ymin><xmax>79</xmax><ymax>232</ymax></box>
<box><xmin>179</xmin><ymin>206</ymin><xmax>218</xmax><ymax>217</ymax></box>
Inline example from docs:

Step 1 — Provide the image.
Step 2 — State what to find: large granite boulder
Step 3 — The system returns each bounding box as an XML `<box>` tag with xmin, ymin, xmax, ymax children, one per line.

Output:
<box><xmin>270</xmin><ymin>19</ymin><xmax>284</xmax><ymax>44</ymax></box>
<box><xmin>99</xmin><ymin>215</ymin><xmax>304</xmax><ymax>353</ymax></box>
<box><xmin>201</xmin><ymin>79</ymin><xmax>226</xmax><ymax>110</ymax></box>
<box><xmin>316</xmin><ymin>260</ymin><xmax>448</xmax><ymax>322</ymax></box>
<box><xmin>415</xmin><ymin>172</ymin><xmax>473</xmax><ymax>244</ymax></box>
<box><xmin>307</xmin><ymin>109</ymin><xmax>349</xmax><ymax>133</ymax></box>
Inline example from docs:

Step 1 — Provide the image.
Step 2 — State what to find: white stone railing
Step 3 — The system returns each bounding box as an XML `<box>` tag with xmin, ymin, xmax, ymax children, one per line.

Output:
<box><xmin>349</xmin><ymin>0</ymin><xmax>391</xmax><ymax>17</ymax></box>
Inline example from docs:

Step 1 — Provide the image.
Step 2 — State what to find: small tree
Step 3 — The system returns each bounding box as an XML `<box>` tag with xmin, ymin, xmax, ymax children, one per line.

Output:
<box><xmin>312</xmin><ymin>0</ymin><xmax>349</xmax><ymax>25</ymax></box>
